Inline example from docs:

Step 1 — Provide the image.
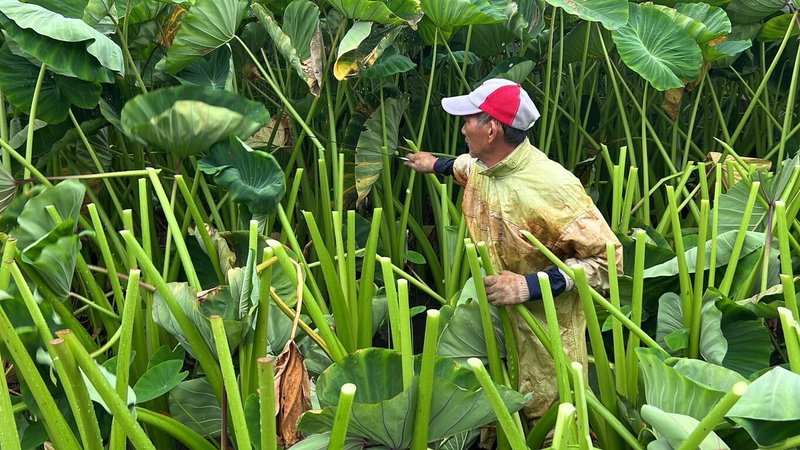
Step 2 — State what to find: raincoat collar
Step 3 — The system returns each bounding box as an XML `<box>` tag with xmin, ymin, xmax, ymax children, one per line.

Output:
<box><xmin>478</xmin><ymin>139</ymin><xmax>541</xmax><ymax>178</ymax></box>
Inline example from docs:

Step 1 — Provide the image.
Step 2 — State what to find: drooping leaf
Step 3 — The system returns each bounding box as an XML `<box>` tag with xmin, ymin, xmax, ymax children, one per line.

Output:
<box><xmin>252</xmin><ymin>3</ymin><xmax>324</xmax><ymax>95</ymax></box>
<box><xmin>758</xmin><ymin>14</ymin><xmax>800</xmax><ymax>41</ymax></box>
<box><xmin>133</xmin><ymin>360</ymin><xmax>189</xmax><ymax>403</ymax></box>
<box><xmin>720</xmin><ymin>316</ymin><xmax>772</xmax><ymax>377</ymax></box>
<box><xmin>173</xmin><ymin>45</ymin><xmax>233</xmax><ymax>90</ymax></box>
<box><xmin>725</xmin><ymin>0</ymin><xmax>784</xmax><ymax>24</ymax></box>
<box><xmin>333</xmin><ymin>22</ymin><xmax>402</xmax><ymax>80</ymax></box>
<box><xmin>170</xmin><ymin>377</ymin><xmax>222</xmax><ymax>437</ymax></box>
<box><xmin>637</xmin><ymin>347</ymin><xmax>746</xmax><ymax>420</ymax></box>
<box><xmin>641</xmin><ymin>404</ymin><xmax>731</xmax><ymax>449</ymax></box>
<box><xmin>0</xmin><ymin>0</ymin><xmax>124</xmax><ymax>82</ymax></box>
<box><xmin>612</xmin><ymin>3</ymin><xmax>703</xmax><ymax>90</ymax></box>
<box><xmin>12</xmin><ymin>179</ymin><xmax>85</xmax><ymax>249</ymax></box>
<box><xmin>699</xmin><ymin>298</ymin><xmax>727</xmax><ymax>365</ymax></box>
<box><xmin>23</xmin><ymin>0</ymin><xmax>87</xmax><ymax>18</ymax></box>
<box><xmin>121</xmin><ymin>85</ymin><xmax>269</xmax><ymax>156</ymax></box>
<box><xmin>327</xmin><ymin>0</ymin><xmax>422</xmax><ymax>26</ymax></box>
<box><xmin>355</xmin><ymin>96</ymin><xmax>408</xmax><ymax>205</ymax></box>
<box><xmin>0</xmin><ymin>45</ymin><xmax>102</xmax><ymax>124</ymax></box>
<box><xmin>727</xmin><ymin>367</ymin><xmax>800</xmax><ymax>446</ymax></box>
<box><xmin>198</xmin><ymin>137</ymin><xmax>286</xmax><ymax>215</ymax></box>
<box><xmin>651</xmin><ymin>3</ymin><xmax>731</xmax><ymax>43</ymax></box>
<box><xmin>165</xmin><ymin>0</ymin><xmax>247</xmax><ymax>74</ymax></box>
<box><xmin>543</xmin><ymin>0</ymin><xmax>628</xmax><ymax>30</ymax></box>
<box><xmin>655</xmin><ymin>293</ymin><xmax>687</xmax><ymax>351</ymax></box>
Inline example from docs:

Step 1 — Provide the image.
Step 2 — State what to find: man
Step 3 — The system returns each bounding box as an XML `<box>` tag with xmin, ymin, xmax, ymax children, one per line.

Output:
<box><xmin>404</xmin><ymin>78</ymin><xmax>623</xmax><ymax>422</ymax></box>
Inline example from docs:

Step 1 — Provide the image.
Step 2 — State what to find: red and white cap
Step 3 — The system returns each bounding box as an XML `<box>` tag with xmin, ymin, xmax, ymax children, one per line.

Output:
<box><xmin>441</xmin><ymin>78</ymin><xmax>540</xmax><ymax>130</ymax></box>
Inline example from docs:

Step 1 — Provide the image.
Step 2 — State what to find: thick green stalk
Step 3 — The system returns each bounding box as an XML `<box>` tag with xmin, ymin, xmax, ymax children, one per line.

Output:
<box><xmin>397</xmin><ymin>279</ymin><xmax>414</xmax><ymax>390</ymax></box>
<box><xmin>666</xmin><ymin>187</ymin><xmax>693</xmax><ymax>328</ymax></box>
<box><xmin>570</xmin><ymin>362</ymin><xmax>592</xmax><ymax>450</ymax></box>
<box><xmin>111</xmin><ymin>270</ymin><xmax>142</xmax><ymax>450</ymax></box>
<box><xmin>718</xmin><ymin>181</ymin><xmax>761</xmax><ymax>297</ymax></box>
<box><xmin>0</xmin><ymin>351</ymin><xmax>20</xmax><ymax>450</ymax></box>
<box><xmin>597</xmin><ymin>26</ymin><xmax>635</xmax><ymax>165</ymax></box>
<box><xmin>776</xmin><ymin>201</ymin><xmax>794</xmax><ymax>278</ymax></box>
<box><xmin>468</xmin><ymin>358</ymin><xmax>529</xmax><ymax>450</ymax></box>
<box><xmin>146</xmin><ymin>168</ymin><xmax>201</xmax><ymax>289</ymax></box>
<box><xmin>708</xmin><ymin>163</ymin><xmax>723</xmax><ymax>286</ymax></box>
<box><xmin>120</xmin><ymin>230</ymin><xmax>223</xmax><ymax>399</ymax></box>
<box><xmin>210</xmin><ymin>316</ymin><xmax>251</xmax><ymax>450</ymax></box>
<box><xmin>174</xmin><ymin>175</ymin><xmax>224</xmax><ymax>284</ymax></box>
<box><xmin>303</xmin><ymin>211</ymin><xmax>353</xmax><ymax>351</ymax></box>
<box><xmin>258</xmin><ymin>357</ymin><xmax>278</xmax><ymax>450</ymax></box>
<box><xmin>779</xmin><ymin>308</ymin><xmax>800</xmax><ymax>373</ymax></box>
<box><xmin>605</xmin><ymin>242</ymin><xmax>627</xmax><ymax>397</ymax></box>
<box><xmin>521</xmin><ymin>230</ymin><xmax>664</xmax><ymax>352</ymax></box>
<box><xmin>410</xmin><ymin>309</ymin><xmax>440</xmax><ymax>450</ymax></box>
<box><xmin>626</xmin><ymin>230</ymin><xmax>647</xmax><ymax>403</ymax></box>
<box><xmin>135</xmin><ymin>408</ymin><xmax>216</xmax><ymax>450</ymax></box>
<box><xmin>10</xmin><ymin>262</ymin><xmax>58</xmax><ymax>348</ymax></box>
<box><xmin>416</xmin><ymin>31</ymin><xmax>438</xmax><ymax>147</ymax></box>
<box><xmin>782</xmin><ymin>274</ymin><xmax>799</xmax><ymax>328</ymax></box>
<box><xmin>0</xmin><ymin>299</ymin><xmax>79</xmax><ymax>449</ymax></box>
<box><xmin>440</xmin><ymin>183</ymin><xmax>451</xmax><ymax>295</ymax></box>
<box><xmin>552</xmin><ymin>403</ymin><xmax>577</xmax><ymax>448</ymax></box>
<box><xmin>675</xmin><ymin>382</ymin><xmax>748</xmax><ymax>450</ymax></box>
<box><xmin>328</xmin><ymin>383</ymin><xmax>357</xmax><ymax>450</ymax></box>
<box><xmin>573</xmin><ymin>265</ymin><xmax>619</xmax><ymax>446</ymax></box>
<box><xmin>87</xmin><ymin>203</ymin><xmax>125</xmax><ymax>309</ymax></box>
<box><xmin>689</xmin><ymin>200</ymin><xmax>709</xmax><ymax>359</ymax></box>
<box><xmin>60</xmin><ymin>329</ymin><xmax>155</xmax><ymax>449</ymax></box>
<box><xmin>249</xmin><ymin>248</ymin><xmax>274</xmax><ymax>397</ymax></box>
<box><xmin>357</xmin><ymin>208</ymin><xmax>383</xmax><ymax>348</ymax></box>
<box><xmin>51</xmin><ymin>338</ymin><xmax>104</xmax><ymax>450</ymax></box>
<box><xmin>465</xmin><ymin>243</ymin><xmax>504</xmax><ymax>384</ymax></box>
<box><xmin>0</xmin><ymin>238</ymin><xmax>17</xmax><ymax>290</ymax></box>
<box><xmin>540</xmin><ymin>274</ymin><xmax>572</xmax><ymax>403</ymax></box>
<box><xmin>380</xmin><ymin>257</ymin><xmax>402</xmax><ymax>349</ymax></box>
<box><xmin>346</xmin><ymin>210</ymin><xmax>358</xmax><ymax>326</ymax></box>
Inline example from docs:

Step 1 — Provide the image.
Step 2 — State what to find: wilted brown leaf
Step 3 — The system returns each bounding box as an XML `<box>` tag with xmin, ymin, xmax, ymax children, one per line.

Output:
<box><xmin>662</xmin><ymin>87</ymin><xmax>684</xmax><ymax>121</ymax></box>
<box><xmin>273</xmin><ymin>341</ymin><xmax>311</xmax><ymax>447</ymax></box>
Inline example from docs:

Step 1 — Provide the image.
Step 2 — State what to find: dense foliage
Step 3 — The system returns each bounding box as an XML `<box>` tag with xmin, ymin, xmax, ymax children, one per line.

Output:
<box><xmin>0</xmin><ymin>0</ymin><xmax>799</xmax><ymax>449</ymax></box>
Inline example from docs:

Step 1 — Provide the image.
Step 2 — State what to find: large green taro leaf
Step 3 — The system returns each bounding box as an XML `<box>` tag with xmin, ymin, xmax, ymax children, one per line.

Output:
<box><xmin>11</xmin><ymin>179</ymin><xmax>85</xmax><ymax>249</ymax></box>
<box><xmin>360</xmin><ymin>46</ymin><xmax>416</xmax><ymax>78</ymax></box>
<box><xmin>355</xmin><ymin>96</ymin><xmax>408</xmax><ymax>205</ymax></box>
<box><xmin>543</xmin><ymin>0</ymin><xmax>628</xmax><ymax>30</ymax></box>
<box><xmin>555</xmin><ymin>21</ymin><xmax>614</xmax><ymax>65</ymax></box>
<box><xmin>641</xmin><ymin>405</ymin><xmax>731</xmax><ymax>449</ymax></box>
<box><xmin>611</xmin><ymin>3</ymin><xmax>702</xmax><ymax>90</ymax></box>
<box><xmin>299</xmin><ymin>348</ymin><xmax>529</xmax><ymax>447</ymax></box>
<box><xmin>0</xmin><ymin>45</ymin><xmax>102</xmax><ymax>124</ymax></box>
<box><xmin>165</xmin><ymin>0</ymin><xmax>247</xmax><ymax>74</ymax></box>
<box><xmin>651</xmin><ymin>3</ymin><xmax>731</xmax><ymax>43</ymax></box>
<box><xmin>655</xmin><ymin>292</ymin><xmax>727</xmax><ymax>363</ymax></box>
<box><xmin>643</xmin><ymin>230</ymin><xmax>764</xmax><ymax>278</ymax></box>
<box><xmin>727</xmin><ymin>367</ymin><xmax>800</xmax><ymax>446</ymax></box>
<box><xmin>198</xmin><ymin>137</ymin><xmax>286</xmax><ymax>215</ymax></box>
<box><xmin>174</xmin><ymin>45</ymin><xmax>233</xmax><ymax>90</ymax></box>
<box><xmin>438</xmin><ymin>297</ymin><xmax>506</xmax><ymax>365</ymax></box>
<box><xmin>169</xmin><ymin>377</ymin><xmax>221</xmax><ymax>437</ymax></box>
<box><xmin>252</xmin><ymin>2</ymin><xmax>323</xmax><ymax>95</ymax></box>
<box><xmin>24</xmin><ymin>0</ymin><xmax>87</xmax><ymax>18</ymax></box>
<box><xmin>289</xmin><ymin>433</ymin><xmax>390</xmax><ymax>450</ymax></box>
<box><xmin>0</xmin><ymin>0</ymin><xmax>123</xmax><ymax>82</ymax></box>
<box><xmin>758</xmin><ymin>14</ymin><xmax>800</xmax><ymax>41</ymax></box>
<box><xmin>725</xmin><ymin>0</ymin><xmax>784</xmax><ymax>24</ymax></box>
<box><xmin>121</xmin><ymin>85</ymin><xmax>269</xmax><ymax>156</ymax></box>
<box><xmin>637</xmin><ymin>348</ymin><xmax>746</xmax><ymax>421</ymax></box>
<box><xmin>419</xmin><ymin>0</ymin><xmax>505</xmax><ymax>39</ymax></box>
<box><xmin>328</xmin><ymin>0</ymin><xmax>422</xmax><ymax>25</ymax></box>
<box><xmin>331</xmin><ymin>21</ymin><xmax>402</xmax><ymax>80</ymax></box>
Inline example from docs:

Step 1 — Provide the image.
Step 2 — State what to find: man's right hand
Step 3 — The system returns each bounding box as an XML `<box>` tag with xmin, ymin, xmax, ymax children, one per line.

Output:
<box><xmin>403</xmin><ymin>152</ymin><xmax>439</xmax><ymax>174</ymax></box>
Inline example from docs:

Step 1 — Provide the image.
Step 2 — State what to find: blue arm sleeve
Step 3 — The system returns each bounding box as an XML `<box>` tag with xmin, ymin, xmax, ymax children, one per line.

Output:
<box><xmin>433</xmin><ymin>157</ymin><xmax>455</xmax><ymax>176</ymax></box>
<box><xmin>524</xmin><ymin>266</ymin><xmax>567</xmax><ymax>300</ymax></box>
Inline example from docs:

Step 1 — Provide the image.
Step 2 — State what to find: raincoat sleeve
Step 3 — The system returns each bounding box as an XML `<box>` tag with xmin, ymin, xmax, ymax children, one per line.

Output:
<box><xmin>554</xmin><ymin>208</ymin><xmax>623</xmax><ymax>293</ymax></box>
<box><xmin>452</xmin><ymin>154</ymin><xmax>478</xmax><ymax>187</ymax></box>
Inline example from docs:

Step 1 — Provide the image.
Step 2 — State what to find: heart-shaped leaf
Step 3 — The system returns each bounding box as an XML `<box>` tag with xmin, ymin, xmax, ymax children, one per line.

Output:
<box><xmin>355</xmin><ymin>96</ymin><xmax>408</xmax><ymax>205</ymax></box>
<box><xmin>543</xmin><ymin>0</ymin><xmax>628</xmax><ymax>30</ymax></box>
<box><xmin>758</xmin><ymin>14</ymin><xmax>800</xmax><ymax>41</ymax></box>
<box><xmin>328</xmin><ymin>0</ymin><xmax>422</xmax><ymax>26</ymax></box>
<box><xmin>612</xmin><ymin>3</ymin><xmax>703</xmax><ymax>90</ymax></box>
<box><xmin>133</xmin><ymin>360</ymin><xmax>189</xmax><ymax>403</ymax></box>
<box><xmin>727</xmin><ymin>367</ymin><xmax>800</xmax><ymax>446</ymax></box>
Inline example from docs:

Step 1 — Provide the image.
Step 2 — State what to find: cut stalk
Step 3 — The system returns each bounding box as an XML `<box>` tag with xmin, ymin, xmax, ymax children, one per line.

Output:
<box><xmin>328</xmin><ymin>383</ymin><xmax>357</xmax><ymax>450</ymax></box>
<box><xmin>465</xmin><ymin>242</ymin><xmax>504</xmax><ymax>383</ymax></box>
<box><xmin>605</xmin><ymin>241</ymin><xmax>627</xmax><ymax>397</ymax></box>
<box><xmin>60</xmin><ymin>329</ymin><xmax>155</xmax><ymax>449</ymax></box>
<box><xmin>210</xmin><ymin>316</ymin><xmax>251</xmax><ymax>450</ymax></box>
<box><xmin>410</xmin><ymin>309</ymin><xmax>440</xmax><ymax>450</ymax></box>
<box><xmin>357</xmin><ymin>208</ymin><xmax>383</xmax><ymax>348</ymax></box>
<box><xmin>110</xmin><ymin>270</ymin><xmax>142</xmax><ymax>450</ymax></box>
<box><xmin>666</xmin><ymin>187</ymin><xmax>693</xmax><ymax>328</ymax></box>
<box><xmin>539</xmin><ymin>273</ymin><xmax>572</xmax><ymax>403</ymax></box>
<box><xmin>380</xmin><ymin>257</ymin><xmax>402</xmax><ymax>349</ymax></box>
<box><xmin>467</xmin><ymin>358</ymin><xmax>529</xmax><ymax>450</ymax></box>
<box><xmin>258</xmin><ymin>357</ymin><xmax>277</xmax><ymax>450</ymax></box>
<box><xmin>718</xmin><ymin>181</ymin><xmax>761</xmax><ymax>297</ymax></box>
<box><xmin>779</xmin><ymin>307</ymin><xmax>800</xmax><ymax>373</ymax></box>
<box><xmin>570</xmin><ymin>362</ymin><xmax>592</xmax><ymax>450</ymax></box>
<box><xmin>552</xmin><ymin>403</ymin><xmax>577</xmax><ymax>449</ymax></box>
<box><xmin>675</xmin><ymin>382</ymin><xmax>748</xmax><ymax>450</ymax></box>
<box><xmin>397</xmin><ymin>279</ymin><xmax>414</xmax><ymax>390</ymax></box>
<box><xmin>689</xmin><ymin>200</ymin><xmax>709</xmax><ymax>359</ymax></box>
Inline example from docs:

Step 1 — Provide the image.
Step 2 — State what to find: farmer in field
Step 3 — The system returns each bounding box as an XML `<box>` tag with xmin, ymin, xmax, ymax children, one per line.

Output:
<box><xmin>404</xmin><ymin>78</ymin><xmax>623</xmax><ymax>424</ymax></box>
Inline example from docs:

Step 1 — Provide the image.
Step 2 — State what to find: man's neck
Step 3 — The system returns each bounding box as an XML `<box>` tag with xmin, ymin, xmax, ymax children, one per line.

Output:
<box><xmin>482</xmin><ymin>141</ymin><xmax>520</xmax><ymax>168</ymax></box>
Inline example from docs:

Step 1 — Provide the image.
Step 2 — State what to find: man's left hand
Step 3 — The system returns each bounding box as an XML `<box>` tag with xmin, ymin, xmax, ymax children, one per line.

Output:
<box><xmin>483</xmin><ymin>271</ymin><xmax>530</xmax><ymax>306</ymax></box>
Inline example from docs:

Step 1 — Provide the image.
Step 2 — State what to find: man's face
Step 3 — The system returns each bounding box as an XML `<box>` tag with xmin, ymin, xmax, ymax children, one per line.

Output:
<box><xmin>461</xmin><ymin>114</ymin><xmax>493</xmax><ymax>160</ymax></box>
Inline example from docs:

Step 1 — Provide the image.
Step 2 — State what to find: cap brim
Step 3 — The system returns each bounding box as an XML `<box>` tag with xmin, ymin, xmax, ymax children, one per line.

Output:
<box><xmin>441</xmin><ymin>95</ymin><xmax>482</xmax><ymax>116</ymax></box>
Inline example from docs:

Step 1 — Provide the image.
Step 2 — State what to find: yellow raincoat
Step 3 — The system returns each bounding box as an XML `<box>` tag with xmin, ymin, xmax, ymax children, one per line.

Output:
<box><xmin>452</xmin><ymin>138</ymin><xmax>623</xmax><ymax>421</ymax></box>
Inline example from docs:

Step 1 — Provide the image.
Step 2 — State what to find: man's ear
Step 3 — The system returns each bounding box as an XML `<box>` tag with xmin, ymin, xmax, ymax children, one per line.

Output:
<box><xmin>488</xmin><ymin>120</ymin><xmax>503</xmax><ymax>143</ymax></box>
